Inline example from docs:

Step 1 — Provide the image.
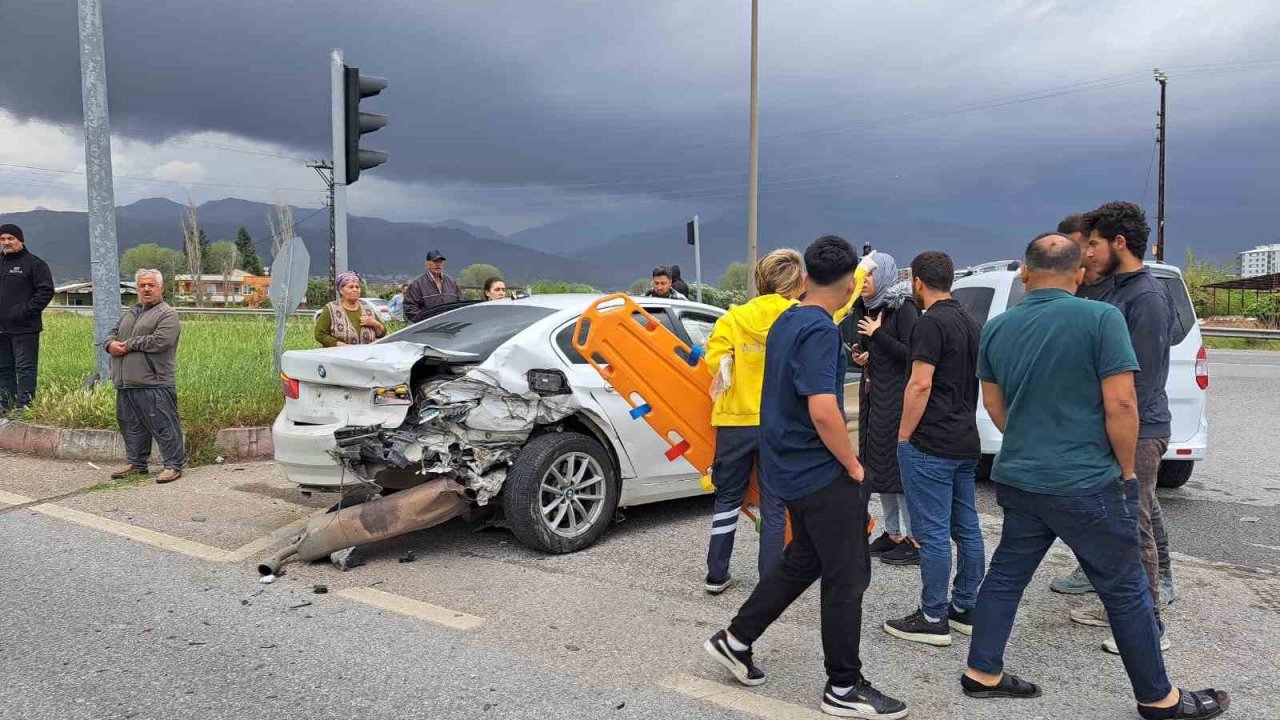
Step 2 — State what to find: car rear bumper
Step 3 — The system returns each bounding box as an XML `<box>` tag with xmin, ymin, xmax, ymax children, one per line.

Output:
<box><xmin>1164</xmin><ymin>416</ymin><xmax>1209</xmax><ymax>462</ymax></box>
<box><xmin>272</xmin><ymin>411</ymin><xmax>347</xmax><ymax>490</ymax></box>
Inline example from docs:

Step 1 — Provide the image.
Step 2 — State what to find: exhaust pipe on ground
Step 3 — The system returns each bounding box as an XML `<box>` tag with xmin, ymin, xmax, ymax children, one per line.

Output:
<box><xmin>257</xmin><ymin>478</ymin><xmax>471</xmax><ymax>576</ymax></box>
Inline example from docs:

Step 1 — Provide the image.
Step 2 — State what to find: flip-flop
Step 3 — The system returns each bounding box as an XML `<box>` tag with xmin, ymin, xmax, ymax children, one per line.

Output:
<box><xmin>961</xmin><ymin>673</ymin><xmax>1042</xmax><ymax>699</ymax></box>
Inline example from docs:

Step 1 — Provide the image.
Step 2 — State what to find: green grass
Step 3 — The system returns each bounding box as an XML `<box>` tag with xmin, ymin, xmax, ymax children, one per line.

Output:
<box><xmin>22</xmin><ymin>312</ymin><xmax>319</xmax><ymax>464</ymax></box>
<box><xmin>1203</xmin><ymin>336</ymin><xmax>1280</xmax><ymax>352</ymax></box>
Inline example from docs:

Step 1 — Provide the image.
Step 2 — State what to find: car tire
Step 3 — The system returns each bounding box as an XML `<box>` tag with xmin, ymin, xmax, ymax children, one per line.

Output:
<box><xmin>976</xmin><ymin>454</ymin><xmax>993</xmax><ymax>482</ymax></box>
<box><xmin>1157</xmin><ymin>460</ymin><xmax>1194</xmax><ymax>489</ymax></box>
<box><xmin>503</xmin><ymin>431</ymin><xmax>620</xmax><ymax>554</ymax></box>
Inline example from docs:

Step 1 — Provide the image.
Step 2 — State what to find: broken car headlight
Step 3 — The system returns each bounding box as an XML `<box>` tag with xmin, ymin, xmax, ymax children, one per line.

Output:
<box><xmin>527</xmin><ymin>369</ymin><xmax>571</xmax><ymax>396</ymax></box>
<box><xmin>373</xmin><ymin>384</ymin><xmax>412</xmax><ymax>405</ymax></box>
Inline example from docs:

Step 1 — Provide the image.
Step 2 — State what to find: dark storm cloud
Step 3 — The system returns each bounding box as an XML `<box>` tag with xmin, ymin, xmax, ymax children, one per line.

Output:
<box><xmin>3</xmin><ymin>0</ymin><xmax>1280</xmax><ymax>254</ymax></box>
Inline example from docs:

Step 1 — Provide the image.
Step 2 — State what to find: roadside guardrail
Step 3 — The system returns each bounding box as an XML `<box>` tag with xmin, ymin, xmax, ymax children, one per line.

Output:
<box><xmin>51</xmin><ymin>306</ymin><xmax>313</xmax><ymax>317</ymax></box>
<box><xmin>1199</xmin><ymin>326</ymin><xmax>1280</xmax><ymax>340</ymax></box>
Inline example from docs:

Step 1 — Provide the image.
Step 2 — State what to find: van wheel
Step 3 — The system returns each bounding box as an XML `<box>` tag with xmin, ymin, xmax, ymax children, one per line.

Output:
<box><xmin>1157</xmin><ymin>460</ymin><xmax>1194</xmax><ymax>489</ymax></box>
<box><xmin>503</xmin><ymin>432</ymin><xmax>620</xmax><ymax>554</ymax></box>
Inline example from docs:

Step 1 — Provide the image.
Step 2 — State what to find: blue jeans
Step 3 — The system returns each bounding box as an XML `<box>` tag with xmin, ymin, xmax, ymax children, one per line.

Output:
<box><xmin>707</xmin><ymin>426</ymin><xmax>786</xmax><ymax>582</ymax></box>
<box><xmin>898</xmin><ymin>442</ymin><xmax>984</xmax><ymax>620</ymax></box>
<box><xmin>879</xmin><ymin>492</ymin><xmax>911</xmax><ymax>537</ymax></box>
<box><xmin>968</xmin><ymin>479</ymin><xmax>1171</xmax><ymax>704</ymax></box>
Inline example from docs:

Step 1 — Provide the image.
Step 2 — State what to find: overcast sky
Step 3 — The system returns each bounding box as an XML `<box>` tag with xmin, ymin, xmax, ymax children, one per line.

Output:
<box><xmin>1</xmin><ymin>0</ymin><xmax>1278</xmax><ymax>245</ymax></box>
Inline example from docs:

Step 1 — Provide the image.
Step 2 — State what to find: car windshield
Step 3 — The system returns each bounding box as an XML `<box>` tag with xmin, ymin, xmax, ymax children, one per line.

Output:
<box><xmin>953</xmin><ymin>286</ymin><xmax>996</xmax><ymax>326</ymax></box>
<box><xmin>381</xmin><ymin>303</ymin><xmax>557</xmax><ymax>360</ymax></box>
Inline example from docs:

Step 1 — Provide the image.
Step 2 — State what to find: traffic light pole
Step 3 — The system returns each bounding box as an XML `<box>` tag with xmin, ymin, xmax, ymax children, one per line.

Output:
<box><xmin>330</xmin><ymin>49</ymin><xmax>350</xmax><ymax>278</ymax></box>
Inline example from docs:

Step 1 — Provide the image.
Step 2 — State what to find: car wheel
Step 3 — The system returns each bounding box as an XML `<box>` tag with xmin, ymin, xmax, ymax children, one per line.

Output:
<box><xmin>503</xmin><ymin>431</ymin><xmax>620</xmax><ymax>554</ymax></box>
<box><xmin>1157</xmin><ymin>460</ymin><xmax>1194</xmax><ymax>489</ymax></box>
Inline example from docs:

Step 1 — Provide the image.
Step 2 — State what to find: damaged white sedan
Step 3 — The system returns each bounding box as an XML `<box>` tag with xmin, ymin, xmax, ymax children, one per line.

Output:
<box><xmin>273</xmin><ymin>294</ymin><xmax>724</xmax><ymax>554</ymax></box>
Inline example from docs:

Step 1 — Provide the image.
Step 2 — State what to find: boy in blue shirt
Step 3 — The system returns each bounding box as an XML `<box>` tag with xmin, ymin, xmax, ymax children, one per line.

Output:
<box><xmin>704</xmin><ymin>235</ymin><xmax>907</xmax><ymax>720</ymax></box>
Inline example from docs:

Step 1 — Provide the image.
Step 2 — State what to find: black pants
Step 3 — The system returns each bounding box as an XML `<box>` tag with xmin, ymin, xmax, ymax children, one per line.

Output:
<box><xmin>0</xmin><ymin>333</ymin><xmax>39</xmax><ymax>408</ymax></box>
<box><xmin>116</xmin><ymin>387</ymin><xmax>186</xmax><ymax>470</ymax></box>
<box><xmin>728</xmin><ymin>477</ymin><xmax>871</xmax><ymax>686</ymax></box>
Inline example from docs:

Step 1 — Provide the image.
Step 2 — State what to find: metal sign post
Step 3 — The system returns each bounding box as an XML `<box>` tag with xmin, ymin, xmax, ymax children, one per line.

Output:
<box><xmin>269</xmin><ymin>237</ymin><xmax>311</xmax><ymax>373</ymax></box>
<box><xmin>687</xmin><ymin>215</ymin><xmax>702</xmax><ymax>303</ymax></box>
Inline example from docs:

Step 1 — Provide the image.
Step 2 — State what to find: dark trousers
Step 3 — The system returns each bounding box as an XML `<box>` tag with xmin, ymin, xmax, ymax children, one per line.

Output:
<box><xmin>728</xmin><ymin>478</ymin><xmax>870</xmax><ymax>686</ymax></box>
<box><xmin>707</xmin><ymin>426</ymin><xmax>786</xmax><ymax>582</ymax></box>
<box><xmin>0</xmin><ymin>333</ymin><xmax>40</xmax><ymax>408</ymax></box>
<box><xmin>1136</xmin><ymin>437</ymin><xmax>1171</xmax><ymax>616</ymax></box>
<box><xmin>968</xmin><ymin>480</ymin><xmax>1172</xmax><ymax>704</ymax></box>
<box><xmin>116</xmin><ymin>387</ymin><xmax>186</xmax><ymax>470</ymax></box>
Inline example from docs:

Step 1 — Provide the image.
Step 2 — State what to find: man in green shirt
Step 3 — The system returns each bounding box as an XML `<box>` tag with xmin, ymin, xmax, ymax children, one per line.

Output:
<box><xmin>961</xmin><ymin>234</ymin><xmax>1228</xmax><ymax>720</ymax></box>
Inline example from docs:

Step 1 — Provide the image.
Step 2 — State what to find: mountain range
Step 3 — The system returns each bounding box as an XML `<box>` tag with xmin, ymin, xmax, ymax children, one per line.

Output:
<box><xmin>0</xmin><ymin>193</ymin><xmax>1243</xmax><ymax>289</ymax></box>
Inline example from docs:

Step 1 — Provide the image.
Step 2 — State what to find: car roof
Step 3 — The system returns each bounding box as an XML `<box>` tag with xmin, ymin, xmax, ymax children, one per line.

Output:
<box><xmin>503</xmin><ymin>293</ymin><xmax>723</xmax><ymax>313</ymax></box>
<box><xmin>954</xmin><ymin>260</ymin><xmax>1184</xmax><ymax>286</ymax></box>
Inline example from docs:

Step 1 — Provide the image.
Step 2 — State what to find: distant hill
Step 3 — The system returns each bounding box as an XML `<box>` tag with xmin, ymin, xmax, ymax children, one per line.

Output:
<box><xmin>0</xmin><ymin>198</ymin><xmax>596</xmax><ymax>285</ymax></box>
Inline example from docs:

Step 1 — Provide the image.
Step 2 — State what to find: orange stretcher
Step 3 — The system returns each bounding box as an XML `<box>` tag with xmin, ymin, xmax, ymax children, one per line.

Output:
<box><xmin>573</xmin><ymin>289</ymin><xmax>873</xmax><ymax>547</ymax></box>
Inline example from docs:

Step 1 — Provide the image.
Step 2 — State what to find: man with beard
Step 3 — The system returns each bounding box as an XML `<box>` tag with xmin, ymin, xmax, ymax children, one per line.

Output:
<box><xmin>1072</xmin><ymin>201</ymin><xmax>1177</xmax><ymax>655</ymax></box>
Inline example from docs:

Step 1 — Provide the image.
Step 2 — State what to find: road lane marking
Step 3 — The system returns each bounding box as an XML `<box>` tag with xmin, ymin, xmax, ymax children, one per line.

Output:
<box><xmin>336</xmin><ymin>587</ymin><xmax>485</xmax><ymax>630</ymax></box>
<box><xmin>660</xmin><ymin>674</ymin><xmax>824</xmax><ymax>719</ymax></box>
<box><xmin>32</xmin><ymin>503</ymin><xmax>233</xmax><ymax>563</ymax></box>
<box><xmin>0</xmin><ymin>489</ymin><xmax>34</xmax><ymax>505</ymax></box>
<box><xmin>223</xmin><ymin>517</ymin><xmax>309</xmax><ymax>563</ymax></box>
<box><xmin>1246</xmin><ymin>542</ymin><xmax>1280</xmax><ymax>553</ymax></box>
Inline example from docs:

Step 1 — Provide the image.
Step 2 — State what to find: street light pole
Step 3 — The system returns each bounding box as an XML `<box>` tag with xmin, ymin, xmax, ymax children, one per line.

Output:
<box><xmin>77</xmin><ymin>0</ymin><xmax>121</xmax><ymax>381</ymax></box>
<box><xmin>1155</xmin><ymin>68</ymin><xmax>1168</xmax><ymax>263</ymax></box>
<box><xmin>746</xmin><ymin>0</ymin><xmax>760</xmax><ymax>297</ymax></box>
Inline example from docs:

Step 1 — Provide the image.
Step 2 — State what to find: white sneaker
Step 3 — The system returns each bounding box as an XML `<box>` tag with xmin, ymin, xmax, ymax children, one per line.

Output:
<box><xmin>1103</xmin><ymin>630</ymin><xmax>1170</xmax><ymax>655</ymax></box>
<box><xmin>1069</xmin><ymin>605</ymin><xmax>1110</xmax><ymax>628</ymax></box>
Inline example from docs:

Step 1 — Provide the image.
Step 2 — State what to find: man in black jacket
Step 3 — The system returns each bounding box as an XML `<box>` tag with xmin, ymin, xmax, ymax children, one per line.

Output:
<box><xmin>0</xmin><ymin>224</ymin><xmax>55</xmax><ymax>412</ymax></box>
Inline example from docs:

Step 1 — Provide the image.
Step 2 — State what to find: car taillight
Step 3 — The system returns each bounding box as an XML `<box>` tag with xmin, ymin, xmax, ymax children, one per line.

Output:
<box><xmin>281</xmin><ymin>373</ymin><xmax>300</xmax><ymax>400</ymax></box>
<box><xmin>1195</xmin><ymin>346</ymin><xmax>1209</xmax><ymax>390</ymax></box>
<box><xmin>373</xmin><ymin>384</ymin><xmax>412</xmax><ymax>405</ymax></box>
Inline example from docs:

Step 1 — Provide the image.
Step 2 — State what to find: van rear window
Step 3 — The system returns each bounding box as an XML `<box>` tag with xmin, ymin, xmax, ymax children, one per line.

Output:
<box><xmin>1155</xmin><ymin>276</ymin><xmax>1195</xmax><ymax>345</ymax></box>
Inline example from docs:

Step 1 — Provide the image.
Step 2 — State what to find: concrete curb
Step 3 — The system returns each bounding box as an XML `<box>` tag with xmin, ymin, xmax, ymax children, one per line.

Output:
<box><xmin>0</xmin><ymin>420</ymin><xmax>273</xmax><ymax>462</ymax></box>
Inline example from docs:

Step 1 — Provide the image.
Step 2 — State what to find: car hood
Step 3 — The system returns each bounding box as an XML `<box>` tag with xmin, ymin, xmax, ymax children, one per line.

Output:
<box><xmin>281</xmin><ymin>341</ymin><xmax>476</xmax><ymax>387</ymax></box>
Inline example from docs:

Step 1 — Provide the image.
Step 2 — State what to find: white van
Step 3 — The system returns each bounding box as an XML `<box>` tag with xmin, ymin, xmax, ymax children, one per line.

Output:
<box><xmin>951</xmin><ymin>261</ymin><xmax>1209</xmax><ymax>488</ymax></box>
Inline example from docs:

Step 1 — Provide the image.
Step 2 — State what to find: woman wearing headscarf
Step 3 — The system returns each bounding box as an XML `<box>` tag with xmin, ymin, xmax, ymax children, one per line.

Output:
<box><xmin>314</xmin><ymin>271</ymin><xmax>386</xmax><ymax>347</ymax></box>
<box><xmin>850</xmin><ymin>251</ymin><xmax>920</xmax><ymax>565</ymax></box>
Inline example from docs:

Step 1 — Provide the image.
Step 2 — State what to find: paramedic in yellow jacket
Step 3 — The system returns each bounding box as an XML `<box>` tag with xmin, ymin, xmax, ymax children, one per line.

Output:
<box><xmin>701</xmin><ymin>249</ymin><xmax>870</xmax><ymax>593</ymax></box>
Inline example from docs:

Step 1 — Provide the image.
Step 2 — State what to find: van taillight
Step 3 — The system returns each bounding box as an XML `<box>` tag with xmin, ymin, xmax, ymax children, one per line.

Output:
<box><xmin>1195</xmin><ymin>346</ymin><xmax>1209</xmax><ymax>390</ymax></box>
<box><xmin>281</xmin><ymin>373</ymin><xmax>300</xmax><ymax>400</ymax></box>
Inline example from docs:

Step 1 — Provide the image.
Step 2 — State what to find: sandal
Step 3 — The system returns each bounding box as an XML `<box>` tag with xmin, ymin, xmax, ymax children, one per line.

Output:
<box><xmin>1139</xmin><ymin>688</ymin><xmax>1230</xmax><ymax>719</ymax></box>
<box><xmin>961</xmin><ymin>672</ymin><xmax>1041</xmax><ymax>699</ymax></box>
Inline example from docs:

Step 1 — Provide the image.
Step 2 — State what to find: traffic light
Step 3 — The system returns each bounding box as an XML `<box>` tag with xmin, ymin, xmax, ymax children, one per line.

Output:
<box><xmin>343</xmin><ymin>66</ymin><xmax>387</xmax><ymax>185</ymax></box>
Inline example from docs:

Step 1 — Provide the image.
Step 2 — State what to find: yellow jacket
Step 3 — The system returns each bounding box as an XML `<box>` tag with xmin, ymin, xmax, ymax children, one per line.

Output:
<box><xmin>705</xmin><ymin>288</ymin><xmax>858</xmax><ymax>427</ymax></box>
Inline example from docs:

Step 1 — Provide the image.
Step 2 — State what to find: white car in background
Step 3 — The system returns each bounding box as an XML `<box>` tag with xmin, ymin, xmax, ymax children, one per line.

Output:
<box><xmin>273</xmin><ymin>295</ymin><xmax>725</xmax><ymax>553</ymax></box>
<box><xmin>363</xmin><ymin>298</ymin><xmax>394</xmax><ymax>323</ymax></box>
<box><xmin>952</xmin><ymin>260</ymin><xmax>1210</xmax><ymax>488</ymax></box>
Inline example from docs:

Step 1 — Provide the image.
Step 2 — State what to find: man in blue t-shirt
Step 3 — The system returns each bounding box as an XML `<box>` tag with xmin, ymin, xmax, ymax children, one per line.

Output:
<box><xmin>703</xmin><ymin>236</ymin><xmax>908</xmax><ymax>720</ymax></box>
<box><xmin>962</xmin><ymin>233</ymin><xmax>1228</xmax><ymax>720</ymax></box>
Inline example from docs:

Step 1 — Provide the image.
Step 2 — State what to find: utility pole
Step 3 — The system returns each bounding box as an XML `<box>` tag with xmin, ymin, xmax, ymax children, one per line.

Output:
<box><xmin>1154</xmin><ymin>68</ymin><xmax>1168</xmax><ymax>263</ymax></box>
<box><xmin>746</xmin><ymin>0</ymin><xmax>760</xmax><ymax>297</ymax></box>
<box><xmin>330</xmin><ymin>49</ymin><xmax>350</xmax><ymax>279</ymax></box>
<box><xmin>78</xmin><ymin>0</ymin><xmax>121</xmax><ymax>381</ymax></box>
<box><xmin>308</xmin><ymin>160</ymin><xmax>335</xmax><ymax>292</ymax></box>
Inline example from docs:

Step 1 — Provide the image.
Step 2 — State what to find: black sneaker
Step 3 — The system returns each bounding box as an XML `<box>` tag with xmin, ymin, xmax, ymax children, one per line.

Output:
<box><xmin>705</xmin><ymin>573</ymin><xmax>736</xmax><ymax>595</ymax></box>
<box><xmin>704</xmin><ymin>630</ymin><xmax>766</xmax><ymax>686</ymax></box>
<box><xmin>883</xmin><ymin>609</ymin><xmax>952</xmax><ymax>647</ymax></box>
<box><xmin>879</xmin><ymin>542</ymin><xmax>920</xmax><ymax>566</ymax></box>
<box><xmin>821</xmin><ymin>679</ymin><xmax>909</xmax><ymax>719</ymax></box>
<box><xmin>948</xmin><ymin>606</ymin><xmax>973</xmax><ymax>636</ymax></box>
<box><xmin>867</xmin><ymin>532</ymin><xmax>899</xmax><ymax>556</ymax></box>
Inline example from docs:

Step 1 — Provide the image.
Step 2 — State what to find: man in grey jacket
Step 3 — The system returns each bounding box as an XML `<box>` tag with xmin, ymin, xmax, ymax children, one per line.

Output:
<box><xmin>403</xmin><ymin>250</ymin><xmax>463</xmax><ymax>322</ymax></box>
<box><xmin>103</xmin><ymin>269</ymin><xmax>185</xmax><ymax>484</ymax></box>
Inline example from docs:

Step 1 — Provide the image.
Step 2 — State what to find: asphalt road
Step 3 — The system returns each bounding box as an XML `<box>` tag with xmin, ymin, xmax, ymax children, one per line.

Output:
<box><xmin>2</xmin><ymin>350</ymin><xmax>1278</xmax><ymax>720</ymax></box>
